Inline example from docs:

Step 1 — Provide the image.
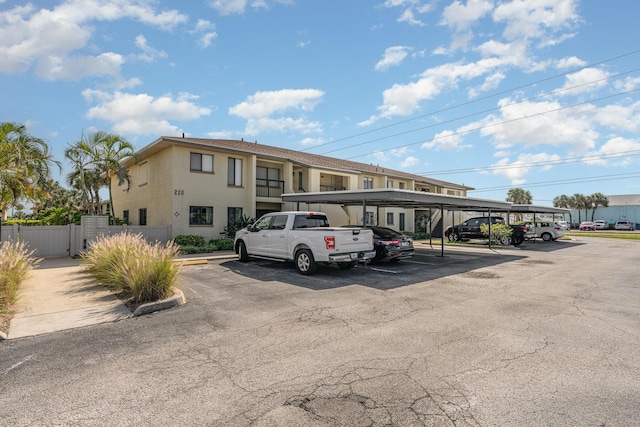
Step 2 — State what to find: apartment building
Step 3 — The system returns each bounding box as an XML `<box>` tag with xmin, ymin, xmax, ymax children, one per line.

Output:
<box><xmin>112</xmin><ymin>136</ymin><xmax>472</xmax><ymax>240</ymax></box>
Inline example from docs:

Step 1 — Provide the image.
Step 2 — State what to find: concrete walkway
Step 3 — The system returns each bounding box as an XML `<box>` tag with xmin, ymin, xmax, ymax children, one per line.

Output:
<box><xmin>6</xmin><ymin>253</ymin><xmax>236</xmax><ymax>340</ymax></box>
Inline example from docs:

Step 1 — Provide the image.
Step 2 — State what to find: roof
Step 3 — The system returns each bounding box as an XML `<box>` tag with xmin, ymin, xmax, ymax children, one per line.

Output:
<box><xmin>126</xmin><ymin>136</ymin><xmax>472</xmax><ymax>191</ymax></box>
<box><xmin>282</xmin><ymin>188</ymin><xmax>513</xmax><ymax>210</ymax></box>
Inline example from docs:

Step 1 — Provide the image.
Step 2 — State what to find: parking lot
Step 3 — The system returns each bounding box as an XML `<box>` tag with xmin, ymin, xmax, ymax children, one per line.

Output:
<box><xmin>2</xmin><ymin>236</ymin><xmax>639</xmax><ymax>426</ymax></box>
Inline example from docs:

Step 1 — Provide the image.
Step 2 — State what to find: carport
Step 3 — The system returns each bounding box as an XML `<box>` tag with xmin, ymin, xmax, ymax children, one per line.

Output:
<box><xmin>282</xmin><ymin>188</ymin><xmax>513</xmax><ymax>256</ymax></box>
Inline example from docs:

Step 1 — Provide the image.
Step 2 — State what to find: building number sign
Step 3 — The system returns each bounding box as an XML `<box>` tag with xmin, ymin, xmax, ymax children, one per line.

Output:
<box><xmin>174</xmin><ymin>189</ymin><xmax>184</xmax><ymax>196</ymax></box>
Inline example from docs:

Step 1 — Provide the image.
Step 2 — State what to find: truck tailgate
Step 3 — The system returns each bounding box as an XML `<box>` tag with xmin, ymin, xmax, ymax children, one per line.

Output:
<box><xmin>332</xmin><ymin>228</ymin><xmax>373</xmax><ymax>252</ymax></box>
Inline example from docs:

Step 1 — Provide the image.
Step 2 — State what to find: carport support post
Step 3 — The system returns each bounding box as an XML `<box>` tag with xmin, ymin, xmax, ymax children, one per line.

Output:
<box><xmin>488</xmin><ymin>209</ymin><xmax>492</xmax><ymax>249</ymax></box>
<box><xmin>362</xmin><ymin>199</ymin><xmax>367</xmax><ymax>225</ymax></box>
<box><xmin>439</xmin><ymin>205</ymin><xmax>445</xmax><ymax>257</ymax></box>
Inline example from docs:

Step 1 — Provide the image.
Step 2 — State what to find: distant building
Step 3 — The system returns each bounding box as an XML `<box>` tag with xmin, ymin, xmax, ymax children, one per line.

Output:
<box><xmin>571</xmin><ymin>194</ymin><xmax>640</xmax><ymax>228</ymax></box>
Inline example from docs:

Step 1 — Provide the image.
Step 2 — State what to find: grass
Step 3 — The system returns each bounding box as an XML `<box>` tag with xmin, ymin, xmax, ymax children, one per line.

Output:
<box><xmin>82</xmin><ymin>233</ymin><xmax>180</xmax><ymax>303</ymax></box>
<box><xmin>565</xmin><ymin>231</ymin><xmax>640</xmax><ymax>240</ymax></box>
<box><xmin>0</xmin><ymin>241</ymin><xmax>41</xmax><ymax>333</ymax></box>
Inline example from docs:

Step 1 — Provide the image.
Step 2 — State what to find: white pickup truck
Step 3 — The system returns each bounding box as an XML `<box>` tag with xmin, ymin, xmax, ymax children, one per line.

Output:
<box><xmin>234</xmin><ymin>211</ymin><xmax>376</xmax><ymax>275</ymax></box>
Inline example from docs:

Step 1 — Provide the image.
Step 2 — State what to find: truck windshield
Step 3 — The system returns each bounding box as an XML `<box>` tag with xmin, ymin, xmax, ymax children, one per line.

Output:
<box><xmin>293</xmin><ymin>214</ymin><xmax>330</xmax><ymax>228</ymax></box>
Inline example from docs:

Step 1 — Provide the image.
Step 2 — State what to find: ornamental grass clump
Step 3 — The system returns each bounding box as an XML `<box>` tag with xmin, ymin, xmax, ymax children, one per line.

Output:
<box><xmin>0</xmin><ymin>241</ymin><xmax>40</xmax><ymax>313</ymax></box>
<box><xmin>82</xmin><ymin>233</ymin><xmax>180</xmax><ymax>303</ymax></box>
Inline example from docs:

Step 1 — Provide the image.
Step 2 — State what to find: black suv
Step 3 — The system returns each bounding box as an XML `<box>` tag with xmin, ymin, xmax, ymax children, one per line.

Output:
<box><xmin>444</xmin><ymin>216</ymin><xmax>526</xmax><ymax>246</ymax></box>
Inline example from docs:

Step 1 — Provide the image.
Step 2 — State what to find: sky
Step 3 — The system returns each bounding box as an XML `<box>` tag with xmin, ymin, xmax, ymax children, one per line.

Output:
<box><xmin>2</xmin><ymin>0</ymin><xmax>640</xmax><ymax>206</ymax></box>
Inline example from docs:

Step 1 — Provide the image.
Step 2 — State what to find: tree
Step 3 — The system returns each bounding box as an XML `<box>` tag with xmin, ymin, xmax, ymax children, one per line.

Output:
<box><xmin>590</xmin><ymin>192</ymin><xmax>609</xmax><ymax>221</ymax></box>
<box><xmin>553</xmin><ymin>194</ymin><xmax>573</xmax><ymax>226</ymax></box>
<box><xmin>506</xmin><ymin>188</ymin><xmax>533</xmax><ymax>204</ymax></box>
<box><xmin>0</xmin><ymin>122</ymin><xmax>60</xmax><ymax>220</ymax></box>
<box><xmin>65</xmin><ymin>131</ymin><xmax>133</xmax><ymax>224</ymax></box>
<box><xmin>571</xmin><ymin>193</ymin><xmax>587</xmax><ymax>224</ymax></box>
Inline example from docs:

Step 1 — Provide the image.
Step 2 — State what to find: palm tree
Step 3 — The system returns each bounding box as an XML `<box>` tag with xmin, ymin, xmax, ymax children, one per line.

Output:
<box><xmin>65</xmin><ymin>131</ymin><xmax>133</xmax><ymax>224</ymax></box>
<box><xmin>553</xmin><ymin>194</ymin><xmax>573</xmax><ymax>226</ymax></box>
<box><xmin>506</xmin><ymin>188</ymin><xmax>533</xmax><ymax>204</ymax></box>
<box><xmin>0</xmin><ymin>122</ymin><xmax>61</xmax><ymax>220</ymax></box>
<box><xmin>590</xmin><ymin>192</ymin><xmax>609</xmax><ymax>221</ymax></box>
<box><xmin>571</xmin><ymin>193</ymin><xmax>587</xmax><ymax>224</ymax></box>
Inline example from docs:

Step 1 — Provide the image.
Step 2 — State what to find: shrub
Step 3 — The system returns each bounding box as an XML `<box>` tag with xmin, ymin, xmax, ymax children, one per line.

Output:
<box><xmin>82</xmin><ymin>233</ymin><xmax>180</xmax><ymax>303</ymax></box>
<box><xmin>480</xmin><ymin>223</ymin><xmax>512</xmax><ymax>245</ymax></box>
<box><xmin>210</xmin><ymin>238</ymin><xmax>234</xmax><ymax>251</ymax></box>
<box><xmin>0</xmin><ymin>241</ymin><xmax>40</xmax><ymax>313</ymax></box>
<box><xmin>173</xmin><ymin>235</ymin><xmax>206</xmax><ymax>247</ymax></box>
<box><xmin>223</xmin><ymin>215</ymin><xmax>255</xmax><ymax>238</ymax></box>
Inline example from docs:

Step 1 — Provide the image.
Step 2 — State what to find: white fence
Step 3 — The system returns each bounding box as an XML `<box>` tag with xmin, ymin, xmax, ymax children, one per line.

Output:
<box><xmin>0</xmin><ymin>223</ymin><xmax>172</xmax><ymax>258</ymax></box>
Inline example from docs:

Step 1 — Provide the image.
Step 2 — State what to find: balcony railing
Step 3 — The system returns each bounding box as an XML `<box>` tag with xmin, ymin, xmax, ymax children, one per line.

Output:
<box><xmin>256</xmin><ymin>179</ymin><xmax>284</xmax><ymax>198</ymax></box>
<box><xmin>320</xmin><ymin>184</ymin><xmax>346</xmax><ymax>192</ymax></box>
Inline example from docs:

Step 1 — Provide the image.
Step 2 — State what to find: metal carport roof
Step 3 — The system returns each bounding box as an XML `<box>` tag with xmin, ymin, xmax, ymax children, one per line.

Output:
<box><xmin>282</xmin><ymin>188</ymin><xmax>512</xmax><ymax>210</ymax></box>
<box><xmin>282</xmin><ymin>189</ymin><xmax>514</xmax><ymax>256</ymax></box>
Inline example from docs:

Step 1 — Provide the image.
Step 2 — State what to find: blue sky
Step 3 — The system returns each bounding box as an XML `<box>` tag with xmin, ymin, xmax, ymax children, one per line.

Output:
<box><xmin>2</xmin><ymin>0</ymin><xmax>640</xmax><ymax>205</ymax></box>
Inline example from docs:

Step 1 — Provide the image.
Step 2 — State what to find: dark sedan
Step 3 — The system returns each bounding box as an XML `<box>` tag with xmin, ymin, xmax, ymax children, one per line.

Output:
<box><xmin>343</xmin><ymin>225</ymin><xmax>415</xmax><ymax>262</ymax></box>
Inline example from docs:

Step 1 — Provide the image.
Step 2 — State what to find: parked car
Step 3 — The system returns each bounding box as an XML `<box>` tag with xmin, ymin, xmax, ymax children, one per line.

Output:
<box><xmin>343</xmin><ymin>225</ymin><xmax>415</xmax><ymax>262</ymax></box>
<box><xmin>445</xmin><ymin>216</ymin><xmax>506</xmax><ymax>241</ymax></box>
<box><xmin>594</xmin><ymin>220</ymin><xmax>608</xmax><ymax>230</ymax></box>
<box><xmin>521</xmin><ymin>221</ymin><xmax>565</xmax><ymax>241</ymax></box>
<box><xmin>579</xmin><ymin>221</ymin><xmax>596</xmax><ymax>231</ymax></box>
<box><xmin>556</xmin><ymin>220</ymin><xmax>570</xmax><ymax>231</ymax></box>
<box><xmin>614</xmin><ymin>220</ymin><xmax>636</xmax><ymax>231</ymax></box>
<box><xmin>234</xmin><ymin>211</ymin><xmax>376</xmax><ymax>275</ymax></box>
<box><xmin>445</xmin><ymin>216</ymin><xmax>526</xmax><ymax>246</ymax></box>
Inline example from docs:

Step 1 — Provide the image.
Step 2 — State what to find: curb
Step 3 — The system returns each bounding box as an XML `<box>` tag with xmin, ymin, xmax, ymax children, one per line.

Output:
<box><xmin>132</xmin><ymin>289</ymin><xmax>187</xmax><ymax>317</ymax></box>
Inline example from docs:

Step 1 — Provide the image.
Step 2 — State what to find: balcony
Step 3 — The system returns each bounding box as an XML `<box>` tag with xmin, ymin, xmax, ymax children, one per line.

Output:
<box><xmin>256</xmin><ymin>179</ymin><xmax>284</xmax><ymax>198</ymax></box>
<box><xmin>320</xmin><ymin>184</ymin><xmax>346</xmax><ymax>192</ymax></box>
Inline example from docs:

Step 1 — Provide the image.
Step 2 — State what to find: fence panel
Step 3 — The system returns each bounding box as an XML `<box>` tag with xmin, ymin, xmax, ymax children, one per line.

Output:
<box><xmin>1</xmin><ymin>223</ymin><xmax>171</xmax><ymax>257</ymax></box>
<box><xmin>0</xmin><ymin>224</ymin><xmax>71</xmax><ymax>257</ymax></box>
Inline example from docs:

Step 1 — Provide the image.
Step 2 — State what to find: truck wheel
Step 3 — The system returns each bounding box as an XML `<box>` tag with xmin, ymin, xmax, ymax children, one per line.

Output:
<box><xmin>448</xmin><ymin>232</ymin><xmax>459</xmax><ymax>242</ymax></box>
<box><xmin>499</xmin><ymin>235</ymin><xmax>511</xmax><ymax>246</ymax></box>
<box><xmin>337</xmin><ymin>262</ymin><xmax>356</xmax><ymax>270</ymax></box>
<box><xmin>295</xmin><ymin>249</ymin><xmax>317</xmax><ymax>275</ymax></box>
<box><xmin>237</xmin><ymin>241</ymin><xmax>249</xmax><ymax>262</ymax></box>
<box><xmin>541</xmin><ymin>233</ymin><xmax>552</xmax><ymax>242</ymax></box>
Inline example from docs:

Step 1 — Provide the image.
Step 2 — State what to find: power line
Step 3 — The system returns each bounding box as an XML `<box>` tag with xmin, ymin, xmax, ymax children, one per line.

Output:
<box><xmin>470</xmin><ymin>171</ymin><xmax>640</xmax><ymax>193</ymax></box>
<box><xmin>342</xmin><ymin>87</ymin><xmax>640</xmax><ymax>161</ymax></box>
<box><xmin>318</xmin><ymin>66</ymin><xmax>640</xmax><ymax>157</ymax></box>
<box><xmin>302</xmin><ymin>48</ymin><xmax>640</xmax><ymax>154</ymax></box>
<box><xmin>421</xmin><ymin>149</ymin><xmax>640</xmax><ymax>176</ymax></box>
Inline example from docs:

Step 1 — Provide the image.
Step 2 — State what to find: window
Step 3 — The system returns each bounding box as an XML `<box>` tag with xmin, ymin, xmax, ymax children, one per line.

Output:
<box><xmin>139</xmin><ymin>208</ymin><xmax>147</xmax><ymax>226</ymax></box>
<box><xmin>190</xmin><ymin>206</ymin><xmax>213</xmax><ymax>225</ymax></box>
<box><xmin>190</xmin><ymin>153</ymin><xmax>213</xmax><ymax>173</ymax></box>
<box><xmin>297</xmin><ymin>171</ymin><xmax>304</xmax><ymax>190</ymax></box>
<box><xmin>138</xmin><ymin>162</ymin><xmax>148</xmax><ymax>186</ymax></box>
<box><xmin>293</xmin><ymin>213</ymin><xmax>330</xmax><ymax>229</ymax></box>
<box><xmin>270</xmin><ymin>215</ymin><xmax>288</xmax><ymax>230</ymax></box>
<box><xmin>399</xmin><ymin>213</ymin><xmax>405</xmax><ymax>231</ymax></box>
<box><xmin>228</xmin><ymin>157</ymin><xmax>243</xmax><ymax>186</ymax></box>
<box><xmin>387</xmin><ymin>212</ymin><xmax>394</xmax><ymax>225</ymax></box>
<box><xmin>257</xmin><ymin>166</ymin><xmax>280</xmax><ymax>183</ymax></box>
<box><xmin>123</xmin><ymin>210</ymin><xmax>129</xmax><ymax>223</ymax></box>
<box><xmin>387</xmin><ymin>180</ymin><xmax>393</xmax><ymax>188</ymax></box>
<box><xmin>399</xmin><ymin>182</ymin><xmax>405</xmax><ymax>189</ymax></box>
<box><xmin>228</xmin><ymin>207</ymin><xmax>243</xmax><ymax>223</ymax></box>
<box><xmin>364</xmin><ymin>177</ymin><xmax>373</xmax><ymax>189</ymax></box>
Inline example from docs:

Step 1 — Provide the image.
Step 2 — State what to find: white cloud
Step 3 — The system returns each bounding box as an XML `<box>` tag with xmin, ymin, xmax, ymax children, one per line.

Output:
<box><xmin>492</xmin><ymin>0</ymin><xmax>579</xmax><ymax>42</ymax></box>
<box><xmin>82</xmin><ymin>89</ymin><xmax>212</xmax><ymax>136</ymax></box>
<box><xmin>382</xmin><ymin>0</ymin><xmax>432</xmax><ymax>26</ymax></box>
<box><xmin>401</xmin><ymin>156</ymin><xmax>420</xmax><ymax>168</ymax></box>
<box><xmin>586</xmin><ymin>137</ymin><xmax>640</xmax><ymax>166</ymax></box>
<box><xmin>490</xmin><ymin>152</ymin><xmax>561</xmax><ymax>185</ymax></box>
<box><xmin>614</xmin><ymin>76</ymin><xmax>640</xmax><ymax>93</ymax></box>
<box><xmin>555</xmin><ymin>56</ymin><xmax>586</xmax><ymax>69</ymax></box>
<box><xmin>479</xmin><ymin>98</ymin><xmax>599</xmax><ymax>152</ymax></box>
<box><xmin>300</xmin><ymin>137</ymin><xmax>326</xmax><ymax>146</ymax></box>
<box><xmin>192</xmin><ymin>20</ymin><xmax>218</xmax><ymax>48</ymax></box>
<box><xmin>594</xmin><ymin>101</ymin><xmax>640</xmax><ymax>133</ymax></box>
<box><xmin>0</xmin><ymin>1</ymin><xmax>187</xmax><ymax>80</ymax></box>
<box><xmin>559</xmin><ymin>68</ymin><xmax>610</xmax><ymax>95</ymax></box>
<box><xmin>375</xmin><ymin>46</ymin><xmax>411</xmax><ymax>71</ymax></box>
<box><xmin>440</xmin><ymin>0</ymin><xmax>493</xmax><ymax>32</ymax></box>
<box><xmin>229</xmin><ymin>89</ymin><xmax>325</xmax><ymax>135</ymax></box>
<box><xmin>208</xmin><ymin>0</ymin><xmax>292</xmax><ymax>15</ymax></box>
<box><xmin>422</xmin><ymin>129</ymin><xmax>468</xmax><ymax>151</ymax></box>
<box><xmin>134</xmin><ymin>35</ymin><xmax>168</xmax><ymax>63</ymax></box>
